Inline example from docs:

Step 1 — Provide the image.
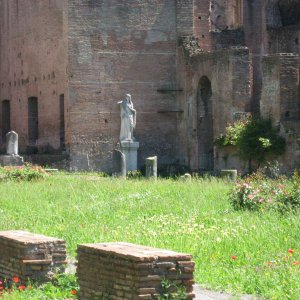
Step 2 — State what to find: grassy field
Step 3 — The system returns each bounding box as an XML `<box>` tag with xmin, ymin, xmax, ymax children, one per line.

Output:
<box><xmin>0</xmin><ymin>174</ymin><xmax>300</xmax><ymax>299</ymax></box>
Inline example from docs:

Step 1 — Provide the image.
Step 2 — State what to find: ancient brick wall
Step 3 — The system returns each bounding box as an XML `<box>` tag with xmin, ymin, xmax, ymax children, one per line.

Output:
<box><xmin>261</xmin><ymin>54</ymin><xmax>300</xmax><ymax>173</ymax></box>
<box><xmin>176</xmin><ymin>47</ymin><xmax>252</xmax><ymax>172</ymax></box>
<box><xmin>67</xmin><ymin>0</ymin><xmax>184</xmax><ymax>171</ymax></box>
<box><xmin>193</xmin><ymin>0</ymin><xmax>213</xmax><ymax>51</ymax></box>
<box><xmin>0</xmin><ymin>0</ymin><xmax>68</xmax><ymax>153</ymax></box>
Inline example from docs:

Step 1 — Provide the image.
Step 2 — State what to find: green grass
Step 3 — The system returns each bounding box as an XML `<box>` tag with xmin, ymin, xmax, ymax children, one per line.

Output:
<box><xmin>0</xmin><ymin>174</ymin><xmax>300</xmax><ymax>299</ymax></box>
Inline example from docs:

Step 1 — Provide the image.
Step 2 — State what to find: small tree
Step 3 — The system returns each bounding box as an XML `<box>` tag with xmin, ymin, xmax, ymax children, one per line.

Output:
<box><xmin>215</xmin><ymin>117</ymin><xmax>286</xmax><ymax>172</ymax></box>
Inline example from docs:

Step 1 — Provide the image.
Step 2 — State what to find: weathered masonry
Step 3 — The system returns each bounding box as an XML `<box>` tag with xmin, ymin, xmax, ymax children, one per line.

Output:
<box><xmin>0</xmin><ymin>230</ymin><xmax>67</xmax><ymax>282</ymax></box>
<box><xmin>0</xmin><ymin>0</ymin><xmax>299</xmax><ymax>173</ymax></box>
<box><xmin>77</xmin><ymin>242</ymin><xmax>195</xmax><ymax>299</ymax></box>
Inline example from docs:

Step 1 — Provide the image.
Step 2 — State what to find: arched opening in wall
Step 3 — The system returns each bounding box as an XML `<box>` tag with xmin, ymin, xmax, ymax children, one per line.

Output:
<box><xmin>28</xmin><ymin>97</ymin><xmax>38</xmax><ymax>145</ymax></box>
<box><xmin>2</xmin><ymin>100</ymin><xmax>11</xmax><ymax>143</ymax></box>
<box><xmin>59</xmin><ymin>94</ymin><xmax>65</xmax><ymax>149</ymax></box>
<box><xmin>197</xmin><ymin>76</ymin><xmax>214</xmax><ymax>171</ymax></box>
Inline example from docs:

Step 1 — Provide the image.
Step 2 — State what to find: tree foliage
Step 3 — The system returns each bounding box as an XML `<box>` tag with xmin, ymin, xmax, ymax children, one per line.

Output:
<box><xmin>215</xmin><ymin>117</ymin><xmax>286</xmax><ymax>171</ymax></box>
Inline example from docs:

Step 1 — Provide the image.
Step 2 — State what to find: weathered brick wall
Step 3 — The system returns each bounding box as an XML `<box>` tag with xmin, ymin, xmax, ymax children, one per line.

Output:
<box><xmin>77</xmin><ymin>242</ymin><xmax>195</xmax><ymax>299</ymax></box>
<box><xmin>243</xmin><ymin>0</ymin><xmax>268</xmax><ymax>114</ymax></box>
<box><xmin>268</xmin><ymin>28</ymin><xmax>300</xmax><ymax>54</ymax></box>
<box><xmin>0</xmin><ymin>0</ymin><xmax>68</xmax><ymax>152</ymax></box>
<box><xmin>261</xmin><ymin>54</ymin><xmax>300</xmax><ymax>173</ymax></box>
<box><xmin>193</xmin><ymin>0</ymin><xmax>213</xmax><ymax>51</ymax></box>
<box><xmin>176</xmin><ymin>47</ymin><xmax>252</xmax><ymax>172</ymax></box>
<box><xmin>68</xmin><ymin>0</ymin><xmax>182</xmax><ymax>171</ymax></box>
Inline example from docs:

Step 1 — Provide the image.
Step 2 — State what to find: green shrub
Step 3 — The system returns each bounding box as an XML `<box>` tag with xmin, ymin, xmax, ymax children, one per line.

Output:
<box><xmin>127</xmin><ymin>170</ymin><xmax>142</xmax><ymax>179</ymax></box>
<box><xmin>157</xmin><ymin>279</ymin><xmax>187</xmax><ymax>300</ymax></box>
<box><xmin>0</xmin><ymin>164</ymin><xmax>49</xmax><ymax>181</ymax></box>
<box><xmin>215</xmin><ymin>117</ymin><xmax>286</xmax><ymax>172</ymax></box>
<box><xmin>230</xmin><ymin>172</ymin><xmax>300</xmax><ymax>212</ymax></box>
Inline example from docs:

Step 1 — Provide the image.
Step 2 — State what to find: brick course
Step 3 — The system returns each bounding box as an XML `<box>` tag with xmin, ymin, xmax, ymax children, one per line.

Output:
<box><xmin>77</xmin><ymin>242</ymin><xmax>195</xmax><ymax>299</ymax></box>
<box><xmin>0</xmin><ymin>230</ymin><xmax>67</xmax><ymax>282</ymax></box>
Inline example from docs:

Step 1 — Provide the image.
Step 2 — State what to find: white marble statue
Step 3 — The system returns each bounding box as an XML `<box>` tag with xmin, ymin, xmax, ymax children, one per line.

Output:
<box><xmin>118</xmin><ymin>94</ymin><xmax>136</xmax><ymax>141</ymax></box>
<box><xmin>6</xmin><ymin>131</ymin><xmax>18</xmax><ymax>156</ymax></box>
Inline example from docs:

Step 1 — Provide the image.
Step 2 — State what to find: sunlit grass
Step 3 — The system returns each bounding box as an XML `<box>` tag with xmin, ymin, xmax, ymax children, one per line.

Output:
<box><xmin>0</xmin><ymin>174</ymin><xmax>299</xmax><ymax>299</ymax></box>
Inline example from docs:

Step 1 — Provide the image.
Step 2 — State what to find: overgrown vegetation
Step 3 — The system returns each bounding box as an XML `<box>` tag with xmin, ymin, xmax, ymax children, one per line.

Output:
<box><xmin>0</xmin><ymin>164</ymin><xmax>48</xmax><ymax>181</ymax></box>
<box><xmin>0</xmin><ymin>174</ymin><xmax>299</xmax><ymax>299</ymax></box>
<box><xmin>215</xmin><ymin>117</ymin><xmax>286</xmax><ymax>172</ymax></box>
<box><xmin>0</xmin><ymin>274</ymin><xmax>78</xmax><ymax>299</ymax></box>
<box><xmin>230</xmin><ymin>171</ymin><xmax>300</xmax><ymax>212</ymax></box>
<box><xmin>157</xmin><ymin>279</ymin><xmax>187</xmax><ymax>300</ymax></box>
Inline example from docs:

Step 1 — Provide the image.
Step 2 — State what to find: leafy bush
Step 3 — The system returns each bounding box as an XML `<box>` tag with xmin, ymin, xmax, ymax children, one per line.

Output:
<box><xmin>215</xmin><ymin>117</ymin><xmax>286</xmax><ymax>172</ymax></box>
<box><xmin>127</xmin><ymin>170</ymin><xmax>142</xmax><ymax>179</ymax></box>
<box><xmin>157</xmin><ymin>279</ymin><xmax>187</xmax><ymax>300</ymax></box>
<box><xmin>230</xmin><ymin>172</ymin><xmax>300</xmax><ymax>212</ymax></box>
<box><xmin>0</xmin><ymin>164</ymin><xmax>49</xmax><ymax>181</ymax></box>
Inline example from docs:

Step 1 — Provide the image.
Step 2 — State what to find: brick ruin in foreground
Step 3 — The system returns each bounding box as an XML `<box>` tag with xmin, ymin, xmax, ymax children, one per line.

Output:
<box><xmin>0</xmin><ymin>230</ymin><xmax>67</xmax><ymax>282</ymax></box>
<box><xmin>77</xmin><ymin>242</ymin><xmax>195</xmax><ymax>299</ymax></box>
<box><xmin>0</xmin><ymin>0</ymin><xmax>299</xmax><ymax>174</ymax></box>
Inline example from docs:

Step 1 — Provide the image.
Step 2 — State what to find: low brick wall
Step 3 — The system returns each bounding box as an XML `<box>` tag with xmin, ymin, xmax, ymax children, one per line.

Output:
<box><xmin>77</xmin><ymin>242</ymin><xmax>195</xmax><ymax>299</ymax></box>
<box><xmin>0</xmin><ymin>230</ymin><xmax>67</xmax><ymax>282</ymax></box>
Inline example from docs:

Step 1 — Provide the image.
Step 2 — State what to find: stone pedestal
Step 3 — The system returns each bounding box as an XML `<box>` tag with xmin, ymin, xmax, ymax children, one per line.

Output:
<box><xmin>112</xmin><ymin>149</ymin><xmax>126</xmax><ymax>178</ymax></box>
<box><xmin>120</xmin><ymin>140</ymin><xmax>139</xmax><ymax>173</ymax></box>
<box><xmin>0</xmin><ymin>155</ymin><xmax>24</xmax><ymax>167</ymax></box>
<box><xmin>146</xmin><ymin>156</ymin><xmax>157</xmax><ymax>180</ymax></box>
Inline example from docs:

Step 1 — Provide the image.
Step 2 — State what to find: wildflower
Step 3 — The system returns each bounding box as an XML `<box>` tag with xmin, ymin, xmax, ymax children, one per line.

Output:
<box><xmin>18</xmin><ymin>285</ymin><xmax>26</xmax><ymax>291</ymax></box>
<box><xmin>293</xmin><ymin>260</ymin><xmax>300</xmax><ymax>266</ymax></box>
<box><xmin>12</xmin><ymin>277</ymin><xmax>20</xmax><ymax>283</ymax></box>
<box><xmin>0</xmin><ymin>286</ymin><xmax>3</xmax><ymax>291</ymax></box>
<box><xmin>70</xmin><ymin>289</ymin><xmax>77</xmax><ymax>295</ymax></box>
<box><xmin>288</xmin><ymin>249</ymin><xmax>295</xmax><ymax>254</ymax></box>
<box><xmin>248</xmin><ymin>194</ymin><xmax>254</xmax><ymax>199</ymax></box>
<box><xmin>231</xmin><ymin>255</ymin><xmax>237</xmax><ymax>260</ymax></box>
<box><xmin>268</xmin><ymin>198</ymin><xmax>273</xmax><ymax>203</ymax></box>
<box><xmin>259</xmin><ymin>198</ymin><xmax>264</xmax><ymax>203</ymax></box>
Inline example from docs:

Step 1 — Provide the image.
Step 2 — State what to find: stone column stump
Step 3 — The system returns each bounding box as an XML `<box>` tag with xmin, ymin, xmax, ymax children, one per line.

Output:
<box><xmin>77</xmin><ymin>242</ymin><xmax>195</xmax><ymax>299</ymax></box>
<box><xmin>220</xmin><ymin>169</ymin><xmax>238</xmax><ymax>181</ymax></box>
<box><xmin>146</xmin><ymin>156</ymin><xmax>157</xmax><ymax>180</ymax></box>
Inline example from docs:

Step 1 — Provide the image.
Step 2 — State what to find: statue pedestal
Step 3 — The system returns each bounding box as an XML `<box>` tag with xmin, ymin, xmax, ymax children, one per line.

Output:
<box><xmin>120</xmin><ymin>140</ymin><xmax>139</xmax><ymax>173</ymax></box>
<box><xmin>0</xmin><ymin>155</ymin><xmax>24</xmax><ymax>167</ymax></box>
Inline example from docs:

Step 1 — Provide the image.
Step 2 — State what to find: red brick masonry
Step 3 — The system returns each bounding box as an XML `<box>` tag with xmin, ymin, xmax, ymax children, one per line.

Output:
<box><xmin>77</xmin><ymin>242</ymin><xmax>195</xmax><ymax>299</ymax></box>
<box><xmin>0</xmin><ymin>231</ymin><xmax>67</xmax><ymax>282</ymax></box>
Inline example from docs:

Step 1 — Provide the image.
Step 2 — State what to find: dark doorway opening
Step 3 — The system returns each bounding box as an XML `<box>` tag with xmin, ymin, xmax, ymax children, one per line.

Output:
<box><xmin>59</xmin><ymin>94</ymin><xmax>65</xmax><ymax>149</ymax></box>
<box><xmin>28</xmin><ymin>97</ymin><xmax>38</xmax><ymax>145</ymax></box>
<box><xmin>197</xmin><ymin>76</ymin><xmax>214</xmax><ymax>171</ymax></box>
<box><xmin>2</xmin><ymin>100</ymin><xmax>11</xmax><ymax>143</ymax></box>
